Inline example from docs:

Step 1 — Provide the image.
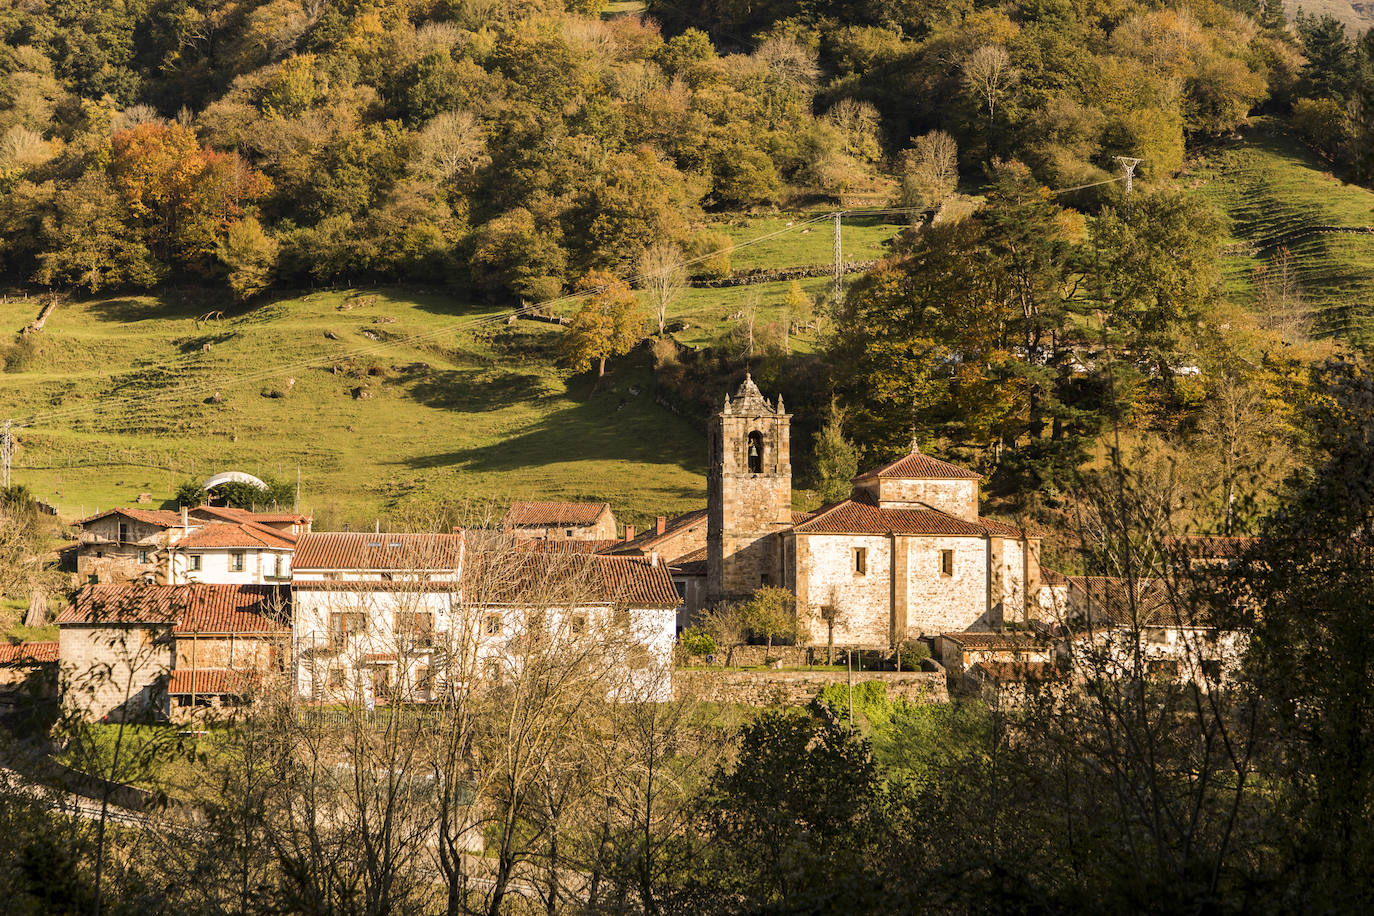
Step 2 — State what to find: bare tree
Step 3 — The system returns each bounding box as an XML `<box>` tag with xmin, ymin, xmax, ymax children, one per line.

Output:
<box><xmin>898</xmin><ymin>131</ymin><xmax>959</xmax><ymax>216</ymax></box>
<box><xmin>962</xmin><ymin>45</ymin><xmax>1018</xmax><ymax>122</ymax></box>
<box><xmin>638</xmin><ymin>242</ymin><xmax>687</xmax><ymax>337</ymax></box>
<box><xmin>414</xmin><ymin>110</ymin><xmax>487</xmax><ymax>182</ymax></box>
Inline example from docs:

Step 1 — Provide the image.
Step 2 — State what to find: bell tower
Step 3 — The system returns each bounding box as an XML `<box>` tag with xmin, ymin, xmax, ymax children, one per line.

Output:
<box><xmin>707</xmin><ymin>373</ymin><xmax>792</xmax><ymax>600</ymax></box>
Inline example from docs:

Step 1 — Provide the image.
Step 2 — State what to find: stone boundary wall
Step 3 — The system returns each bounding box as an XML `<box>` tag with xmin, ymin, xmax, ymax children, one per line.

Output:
<box><xmin>675</xmin><ymin>668</ymin><xmax>948</xmax><ymax>706</ymax></box>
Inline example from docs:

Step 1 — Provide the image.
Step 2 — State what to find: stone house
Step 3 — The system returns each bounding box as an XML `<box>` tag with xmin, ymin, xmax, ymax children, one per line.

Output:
<box><xmin>503</xmin><ymin>501</ymin><xmax>618</xmax><ymax>542</ymax></box>
<box><xmin>75</xmin><ymin>508</ymin><xmax>185</xmax><ymax>585</ymax></box>
<box><xmin>56</xmin><ymin>584</ymin><xmax>290</xmax><ymax>721</ymax></box>
<box><xmin>935</xmin><ymin>631</ymin><xmax>1056</xmax><ymax>682</ymax></box>
<box><xmin>696</xmin><ymin>375</ymin><xmax>1042</xmax><ymax>649</ymax></box>
<box><xmin>0</xmin><ymin>641</ymin><xmax>59</xmax><ymax>705</ymax></box>
<box><xmin>291</xmin><ymin>531</ymin><xmax>680</xmax><ymax>704</ymax></box>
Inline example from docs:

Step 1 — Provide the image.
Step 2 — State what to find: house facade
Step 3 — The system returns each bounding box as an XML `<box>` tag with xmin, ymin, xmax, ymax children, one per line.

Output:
<box><xmin>56</xmin><ymin>584</ymin><xmax>289</xmax><ymax>721</ymax></box>
<box><xmin>503</xmin><ymin>501</ymin><xmax>618</xmax><ymax>542</ymax></box>
<box><xmin>291</xmin><ymin>531</ymin><xmax>680</xmax><ymax>704</ymax></box>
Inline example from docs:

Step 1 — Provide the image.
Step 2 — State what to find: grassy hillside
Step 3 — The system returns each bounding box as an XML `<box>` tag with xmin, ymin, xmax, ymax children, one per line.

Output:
<box><xmin>0</xmin><ymin>288</ymin><xmax>712</xmax><ymax>529</ymax></box>
<box><xmin>1285</xmin><ymin>0</ymin><xmax>1374</xmax><ymax>33</ymax></box>
<box><xmin>1189</xmin><ymin>119</ymin><xmax>1374</xmax><ymax>344</ymax></box>
<box><xmin>0</xmin><ymin>213</ymin><xmax>904</xmax><ymax>528</ymax></box>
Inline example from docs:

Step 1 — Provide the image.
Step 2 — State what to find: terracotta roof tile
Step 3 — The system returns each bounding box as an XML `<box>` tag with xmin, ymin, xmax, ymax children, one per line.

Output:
<box><xmin>177</xmin><ymin>523</ymin><xmax>295</xmax><ymax>550</ymax></box>
<box><xmin>514</xmin><ymin>539</ymin><xmax>623</xmax><ymax>554</ymax></box>
<box><xmin>941</xmin><ymin>631</ymin><xmax>1049</xmax><ymax>650</ymax></box>
<box><xmin>190</xmin><ymin>506</ymin><xmax>309</xmax><ymax>525</ymax></box>
<box><xmin>0</xmin><ymin>642</ymin><xmax>58</xmax><ymax>665</ymax></box>
<box><xmin>792</xmin><ymin>496</ymin><xmax>1027</xmax><ymax>537</ymax></box>
<box><xmin>57</xmin><ymin>584</ymin><xmax>289</xmax><ymax>633</ymax></box>
<box><xmin>504</xmin><ymin>501</ymin><xmax>611</xmax><ymax>528</ymax></box>
<box><xmin>855</xmin><ymin>449</ymin><xmax>981</xmax><ymax>481</ymax></box>
<box><xmin>167</xmin><ymin>668</ymin><xmax>253</xmax><ymax>695</ymax></box>
<box><xmin>77</xmin><ymin>508</ymin><xmax>184</xmax><ymax>527</ymax></box>
<box><xmin>294</xmin><ymin>533</ymin><xmax>464</xmax><ymax>570</ymax></box>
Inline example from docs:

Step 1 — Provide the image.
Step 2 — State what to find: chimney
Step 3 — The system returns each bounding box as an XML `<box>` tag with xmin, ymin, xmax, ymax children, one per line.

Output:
<box><xmin>181</xmin><ymin>506</ymin><xmax>188</xmax><ymax>528</ymax></box>
<box><xmin>624</xmin><ymin>525</ymin><xmax>635</xmax><ymax>542</ymax></box>
<box><xmin>655</xmin><ymin>515</ymin><xmax>666</xmax><ymax>536</ymax></box>
<box><xmin>650</xmin><ymin>549</ymin><xmax>660</xmax><ymax>566</ymax></box>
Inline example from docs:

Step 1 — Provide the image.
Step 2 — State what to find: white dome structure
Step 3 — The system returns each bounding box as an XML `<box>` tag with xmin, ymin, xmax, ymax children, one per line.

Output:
<box><xmin>203</xmin><ymin>471</ymin><xmax>268</xmax><ymax>491</ymax></box>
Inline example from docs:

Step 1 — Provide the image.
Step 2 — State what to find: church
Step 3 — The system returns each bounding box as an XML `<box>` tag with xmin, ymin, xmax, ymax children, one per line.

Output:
<box><xmin>688</xmin><ymin>374</ymin><xmax>1043</xmax><ymax>648</ymax></box>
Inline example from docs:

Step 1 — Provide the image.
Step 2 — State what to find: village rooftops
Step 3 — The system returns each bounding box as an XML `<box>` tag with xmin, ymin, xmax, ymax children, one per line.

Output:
<box><xmin>57</xmin><ymin>584</ymin><xmax>290</xmax><ymax>634</ymax></box>
<box><xmin>191</xmin><ymin>505</ymin><xmax>311</xmax><ymax>526</ymax></box>
<box><xmin>938</xmin><ymin>631</ymin><xmax>1051</xmax><ymax>650</ymax></box>
<box><xmin>503</xmin><ymin>501</ymin><xmax>613</xmax><ymax>529</ymax></box>
<box><xmin>460</xmin><ymin>549</ymin><xmax>682</xmax><ymax>607</ymax></box>
<box><xmin>607</xmin><ymin>508</ymin><xmax>708</xmax><ymax>554</ymax></box>
<box><xmin>791</xmin><ymin>490</ymin><xmax>1031</xmax><ymax>538</ymax></box>
<box><xmin>0</xmin><ymin>642</ymin><xmax>58</xmax><ymax>665</ymax></box>
<box><xmin>176</xmin><ymin>522</ymin><xmax>296</xmax><ymax>550</ymax></box>
<box><xmin>293</xmin><ymin>532</ymin><xmax>465</xmax><ymax>571</ymax></box>
<box><xmin>77</xmin><ymin>507</ymin><xmax>185</xmax><ymax>527</ymax></box>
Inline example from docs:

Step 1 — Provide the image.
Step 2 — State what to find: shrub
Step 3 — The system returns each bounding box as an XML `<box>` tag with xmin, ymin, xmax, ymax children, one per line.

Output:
<box><xmin>681</xmin><ymin>626</ymin><xmax>717</xmax><ymax>658</ymax></box>
<box><xmin>174</xmin><ymin>481</ymin><xmax>208</xmax><ymax>507</ymax></box>
<box><xmin>896</xmin><ymin>638</ymin><xmax>930</xmax><ymax>671</ymax></box>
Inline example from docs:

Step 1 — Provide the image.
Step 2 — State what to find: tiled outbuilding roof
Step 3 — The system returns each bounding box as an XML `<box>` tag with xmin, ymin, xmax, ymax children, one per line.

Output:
<box><xmin>504</xmin><ymin>501</ymin><xmax>611</xmax><ymax>528</ymax></box>
<box><xmin>167</xmin><ymin>668</ymin><xmax>253</xmax><ymax>695</ymax></box>
<box><xmin>294</xmin><ymin>533</ymin><xmax>464</xmax><ymax>570</ymax></box>
<box><xmin>969</xmin><ymin>661</ymin><xmax>1061</xmax><ymax>682</ymax></box>
<box><xmin>0</xmin><ymin>642</ymin><xmax>58</xmax><ymax>665</ymax></box>
<box><xmin>792</xmin><ymin>493</ymin><xmax>1029</xmax><ymax>538</ymax></box>
<box><xmin>192</xmin><ymin>506</ymin><xmax>310</xmax><ymax>525</ymax></box>
<box><xmin>593</xmin><ymin>555</ymin><xmax>681</xmax><ymax>607</ymax></box>
<box><xmin>855</xmin><ymin>448</ymin><xmax>981</xmax><ymax>481</ymax></box>
<box><xmin>77</xmin><ymin>508</ymin><xmax>185</xmax><ymax>527</ymax></box>
<box><xmin>57</xmin><ymin>584</ymin><xmax>289</xmax><ymax>633</ymax></box>
<box><xmin>177</xmin><ymin>523</ymin><xmax>295</xmax><ymax>550</ymax></box>
<box><xmin>609</xmin><ymin>508</ymin><xmax>708</xmax><ymax>554</ymax></box>
<box><xmin>458</xmin><ymin>549</ymin><xmax>681</xmax><ymax>607</ymax></box>
<box><xmin>941</xmin><ymin>631</ymin><xmax>1050</xmax><ymax>650</ymax></box>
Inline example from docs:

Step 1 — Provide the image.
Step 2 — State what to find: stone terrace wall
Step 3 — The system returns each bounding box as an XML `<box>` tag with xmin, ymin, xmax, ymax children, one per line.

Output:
<box><xmin>676</xmin><ymin>669</ymin><xmax>948</xmax><ymax>706</ymax></box>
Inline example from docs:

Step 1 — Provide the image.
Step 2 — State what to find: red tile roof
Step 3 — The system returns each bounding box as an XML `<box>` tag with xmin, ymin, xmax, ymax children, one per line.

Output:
<box><xmin>57</xmin><ymin>584</ymin><xmax>290</xmax><ymax>633</ymax></box>
<box><xmin>593</xmin><ymin>555</ymin><xmax>681</xmax><ymax>607</ymax></box>
<box><xmin>294</xmin><ymin>533</ymin><xmax>464</xmax><ymax>570</ymax></box>
<box><xmin>504</xmin><ymin>501</ymin><xmax>611</xmax><ymax>528</ymax></box>
<box><xmin>167</xmin><ymin>668</ymin><xmax>253</xmax><ymax>695</ymax></box>
<box><xmin>0</xmin><ymin>642</ymin><xmax>58</xmax><ymax>665</ymax></box>
<box><xmin>458</xmin><ymin>548</ymin><xmax>681</xmax><ymax>607</ymax></box>
<box><xmin>855</xmin><ymin>448</ymin><xmax>981</xmax><ymax>481</ymax></box>
<box><xmin>77</xmin><ymin>508</ymin><xmax>184</xmax><ymax>527</ymax></box>
<box><xmin>190</xmin><ymin>506</ymin><xmax>310</xmax><ymax>525</ymax></box>
<box><xmin>792</xmin><ymin>493</ymin><xmax>1028</xmax><ymax>537</ymax></box>
<box><xmin>514</xmin><ymin>538</ymin><xmax>623</xmax><ymax>554</ymax></box>
<box><xmin>177</xmin><ymin>523</ymin><xmax>295</xmax><ymax>550</ymax></box>
<box><xmin>941</xmin><ymin>631</ymin><xmax>1049</xmax><ymax>650</ymax></box>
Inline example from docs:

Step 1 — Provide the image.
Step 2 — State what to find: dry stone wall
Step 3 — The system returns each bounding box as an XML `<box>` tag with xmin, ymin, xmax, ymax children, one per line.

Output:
<box><xmin>676</xmin><ymin>669</ymin><xmax>948</xmax><ymax>706</ymax></box>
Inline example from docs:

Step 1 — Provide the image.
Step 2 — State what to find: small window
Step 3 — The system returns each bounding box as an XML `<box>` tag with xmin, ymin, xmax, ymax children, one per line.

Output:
<box><xmin>854</xmin><ymin>548</ymin><xmax>867</xmax><ymax>575</ymax></box>
<box><xmin>189</xmin><ymin>555</ymin><xmax>202</xmax><ymax>572</ymax></box>
<box><xmin>747</xmin><ymin>431</ymin><xmax>764</xmax><ymax>474</ymax></box>
<box><xmin>940</xmin><ymin>550</ymin><xmax>954</xmax><ymax>577</ymax></box>
<box><xmin>329</xmin><ymin>612</ymin><xmax>365</xmax><ymax>648</ymax></box>
<box><xmin>571</xmin><ymin>614</ymin><xmax>587</xmax><ymax>636</ymax></box>
<box><xmin>138</xmin><ymin>550</ymin><xmax>150</xmax><ymax>564</ymax></box>
<box><xmin>396</xmin><ymin>611</ymin><xmax>435</xmax><ymax>647</ymax></box>
<box><xmin>327</xmin><ymin>667</ymin><xmax>345</xmax><ymax>689</ymax></box>
<box><xmin>230</xmin><ymin>552</ymin><xmax>245</xmax><ymax>572</ymax></box>
<box><xmin>118</xmin><ymin>522</ymin><xmax>129</xmax><ymax>542</ymax></box>
<box><xmin>760</xmin><ymin>573</ymin><xmax>771</xmax><ymax>587</ymax></box>
<box><xmin>565</xmin><ymin>528</ymin><xmax>574</xmax><ymax>537</ymax></box>
<box><xmin>484</xmin><ymin>613</ymin><xmax>502</xmax><ymax>636</ymax></box>
<box><xmin>673</xmin><ymin>580</ymin><xmax>687</xmax><ymax>601</ymax></box>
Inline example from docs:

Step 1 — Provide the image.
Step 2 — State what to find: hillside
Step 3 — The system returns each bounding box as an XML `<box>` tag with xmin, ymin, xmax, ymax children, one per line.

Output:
<box><xmin>0</xmin><ymin>288</ymin><xmax>711</xmax><ymax>529</ymax></box>
<box><xmin>0</xmin><ymin>213</ymin><xmax>903</xmax><ymax>527</ymax></box>
<box><xmin>1189</xmin><ymin>118</ymin><xmax>1374</xmax><ymax>344</ymax></box>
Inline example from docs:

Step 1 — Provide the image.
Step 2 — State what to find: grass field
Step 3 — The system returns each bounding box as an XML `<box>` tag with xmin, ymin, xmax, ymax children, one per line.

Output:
<box><xmin>712</xmin><ymin>212</ymin><xmax>906</xmax><ymax>271</ymax></box>
<box><xmin>0</xmin><ymin>288</ymin><xmax>711</xmax><ymax>529</ymax></box>
<box><xmin>1188</xmin><ymin>118</ymin><xmax>1374</xmax><ymax>344</ymax></box>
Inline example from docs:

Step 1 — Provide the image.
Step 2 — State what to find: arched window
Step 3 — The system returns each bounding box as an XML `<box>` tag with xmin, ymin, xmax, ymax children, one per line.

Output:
<box><xmin>747</xmin><ymin>431</ymin><xmax>764</xmax><ymax>474</ymax></box>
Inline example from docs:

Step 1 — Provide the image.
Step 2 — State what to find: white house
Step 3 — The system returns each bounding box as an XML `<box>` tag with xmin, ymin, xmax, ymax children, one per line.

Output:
<box><xmin>290</xmin><ymin>532</ymin><xmax>680</xmax><ymax>705</ymax></box>
<box><xmin>169</xmin><ymin>522</ymin><xmax>296</xmax><ymax>585</ymax></box>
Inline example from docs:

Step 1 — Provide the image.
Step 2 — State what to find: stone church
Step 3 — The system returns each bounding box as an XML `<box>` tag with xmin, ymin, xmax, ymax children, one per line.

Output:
<box><xmin>703</xmin><ymin>375</ymin><xmax>1042</xmax><ymax>648</ymax></box>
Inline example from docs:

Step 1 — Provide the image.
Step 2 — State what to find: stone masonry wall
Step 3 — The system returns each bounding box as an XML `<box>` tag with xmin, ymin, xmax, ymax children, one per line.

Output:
<box><xmin>60</xmin><ymin>625</ymin><xmax>173</xmax><ymax>721</ymax></box>
<box><xmin>864</xmin><ymin>478</ymin><xmax>978</xmax><ymax>519</ymax></box>
<box><xmin>796</xmin><ymin>533</ymin><xmax>893</xmax><ymax>646</ymax></box>
<box><xmin>903</xmin><ymin>536</ymin><xmax>992</xmax><ymax>635</ymax></box>
<box><xmin>676</xmin><ymin>669</ymin><xmax>948</xmax><ymax>706</ymax></box>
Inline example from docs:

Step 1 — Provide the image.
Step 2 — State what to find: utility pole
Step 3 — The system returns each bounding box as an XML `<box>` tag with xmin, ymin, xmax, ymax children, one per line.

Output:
<box><xmin>1</xmin><ymin>420</ymin><xmax>13</xmax><ymax>489</ymax></box>
<box><xmin>832</xmin><ymin>210</ymin><xmax>843</xmax><ymax>303</ymax></box>
<box><xmin>1115</xmin><ymin>157</ymin><xmax>1143</xmax><ymax>195</ymax></box>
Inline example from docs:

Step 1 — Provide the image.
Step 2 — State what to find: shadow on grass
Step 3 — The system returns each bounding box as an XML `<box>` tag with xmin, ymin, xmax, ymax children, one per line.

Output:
<box><xmin>403</xmin><ymin>368</ymin><xmax>550</xmax><ymax>412</ymax></box>
<box><xmin>398</xmin><ymin>389</ymin><xmax>706</xmax><ymax>475</ymax></box>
